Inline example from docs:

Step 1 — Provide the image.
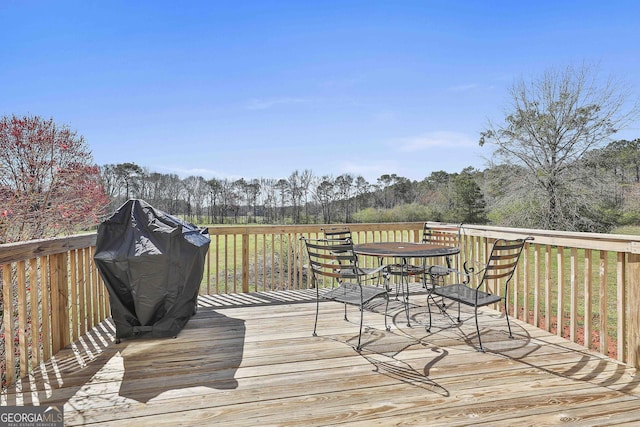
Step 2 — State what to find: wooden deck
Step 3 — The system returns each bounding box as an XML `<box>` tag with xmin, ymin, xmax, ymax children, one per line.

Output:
<box><xmin>3</xmin><ymin>288</ymin><xmax>640</xmax><ymax>426</ymax></box>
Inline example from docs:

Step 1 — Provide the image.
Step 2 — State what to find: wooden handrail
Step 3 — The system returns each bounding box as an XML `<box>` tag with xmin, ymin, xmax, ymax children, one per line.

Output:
<box><xmin>1</xmin><ymin>222</ymin><xmax>639</xmax><ymax>389</ymax></box>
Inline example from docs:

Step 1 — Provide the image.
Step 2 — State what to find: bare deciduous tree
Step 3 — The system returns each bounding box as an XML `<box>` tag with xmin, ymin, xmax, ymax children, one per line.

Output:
<box><xmin>480</xmin><ymin>63</ymin><xmax>639</xmax><ymax>230</ymax></box>
<box><xmin>313</xmin><ymin>176</ymin><xmax>336</xmax><ymax>224</ymax></box>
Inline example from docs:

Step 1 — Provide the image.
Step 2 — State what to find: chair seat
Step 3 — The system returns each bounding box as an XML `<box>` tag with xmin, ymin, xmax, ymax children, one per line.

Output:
<box><xmin>323</xmin><ymin>282</ymin><xmax>389</xmax><ymax>306</ymax></box>
<box><xmin>337</xmin><ymin>266</ymin><xmax>383</xmax><ymax>277</ymax></box>
<box><xmin>432</xmin><ymin>283</ymin><xmax>502</xmax><ymax>307</ymax></box>
<box><xmin>426</xmin><ymin>265</ymin><xmax>451</xmax><ymax>276</ymax></box>
<box><xmin>388</xmin><ymin>264</ymin><xmax>424</xmax><ymax>276</ymax></box>
<box><xmin>359</xmin><ymin>266</ymin><xmax>383</xmax><ymax>276</ymax></box>
<box><xmin>388</xmin><ymin>264</ymin><xmax>452</xmax><ymax>277</ymax></box>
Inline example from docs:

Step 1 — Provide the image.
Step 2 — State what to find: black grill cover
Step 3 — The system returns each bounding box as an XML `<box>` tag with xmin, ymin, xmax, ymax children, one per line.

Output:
<box><xmin>94</xmin><ymin>199</ymin><xmax>210</xmax><ymax>339</ymax></box>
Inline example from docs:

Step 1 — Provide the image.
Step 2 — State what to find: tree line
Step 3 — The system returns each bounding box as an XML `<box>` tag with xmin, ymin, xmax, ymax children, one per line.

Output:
<box><xmin>3</xmin><ymin>63</ymin><xmax>639</xmax><ymax>244</ymax></box>
<box><xmin>100</xmin><ymin>64</ymin><xmax>639</xmax><ymax>233</ymax></box>
<box><xmin>99</xmin><ymin>137</ymin><xmax>640</xmax><ymax>233</ymax></box>
<box><xmin>99</xmin><ymin>164</ymin><xmax>487</xmax><ymax>226</ymax></box>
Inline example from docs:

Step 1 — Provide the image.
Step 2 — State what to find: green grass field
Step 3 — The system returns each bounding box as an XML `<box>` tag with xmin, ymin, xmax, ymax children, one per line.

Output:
<box><xmin>612</xmin><ymin>225</ymin><xmax>640</xmax><ymax>235</ymax></box>
<box><xmin>198</xmin><ymin>225</ymin><xmax>638</xmax><ymax>355</ymax></box>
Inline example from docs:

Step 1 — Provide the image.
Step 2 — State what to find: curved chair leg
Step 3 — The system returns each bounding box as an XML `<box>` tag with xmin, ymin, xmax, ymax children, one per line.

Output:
<box><xmin>384</xmin><ymin>295</ymin><xmax>390</xmax><ymax>331</ymax></box>
<box><xmin>401</xmin><ymin>275</ymin><xmax>412</xmax><ymax>327</ymax></box>
<box><xmin>313</xmin><ymin>295</ymin><xmax>320</xmax><ymax>337</ymax></box>
<box><xmin>475</xmin><ymin>306</ymin><xmax>484</xmax><ymax>352</ymax></box>
<box><xmin>425</xmin><ymin>295</ymin><xmax>432</xmax><ymax>333</ymax></box>
<box><xmin>438</xmin><ymin>276</ymin><xmax>447</xmax><ymax>311</ymax></box>
<box><xmin>356</xmin><ymin>303</ymin><xmax>364</xmax><ymax>351</ymax></box>
<box><xmin>504</xmin><ymin>301</ymin><xmax>514</xmax><ymax>339</ymax></box>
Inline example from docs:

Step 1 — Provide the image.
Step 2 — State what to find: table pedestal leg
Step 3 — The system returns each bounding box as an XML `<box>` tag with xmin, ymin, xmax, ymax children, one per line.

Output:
<box><xmin>401</xmin><ymin>258</ymin><xmax>412</xmax><ymax>327</ymax></box>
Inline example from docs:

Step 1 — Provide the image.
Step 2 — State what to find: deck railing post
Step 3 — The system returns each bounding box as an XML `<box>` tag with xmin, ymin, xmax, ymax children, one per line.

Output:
<box><xmin>51</xmin><ymin>252</ymin><xmax>71</xmax><ymax>353</ymax></box>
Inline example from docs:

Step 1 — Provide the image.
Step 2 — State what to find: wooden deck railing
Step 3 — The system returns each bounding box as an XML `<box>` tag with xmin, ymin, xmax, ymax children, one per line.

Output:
<box><xmin>0</xmin><ymin>234</ymin><xmax>108</xmax><ymax>389</ymax></box>
<box><xmin>1</xmin><ymin>222</ymin><xmax>639</xmax><ymax>388</ymax></box>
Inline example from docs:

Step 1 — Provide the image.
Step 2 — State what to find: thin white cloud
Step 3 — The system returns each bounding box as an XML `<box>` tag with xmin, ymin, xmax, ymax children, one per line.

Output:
<box><xmin>393</xmin><ymin>131</ymin><xmax>476</xmax><ymax>152</ymax></box>
<box><xmin>448</xmin><ymin>83</ymin><xmax>479</xmax><ymax>92</ymax></box>
<box><xmin>246</xmin><ymin>97</ymin><xmax>312</xmax><ymax>110</ymax></box>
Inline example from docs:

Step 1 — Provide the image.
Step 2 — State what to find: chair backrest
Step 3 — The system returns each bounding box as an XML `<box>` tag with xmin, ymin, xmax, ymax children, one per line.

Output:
<box><xmin>478</xmin><ymin>238</ymin><xmax>530</xmax><ymax>289</ymax></box>
<box><xmin>421</xmin><ymin>223</ymin><xmax>461</xmax><ymax>246</ymax></box>
<box><xmin>321</xmin><ymin>227</ymin><xmax>352</xmax><ymax>242</ymax></box>
<box><xmin>303</xmin><ymin>238</ymin><xmax>360</xmax><ymax>284</ymax></box>
<box><xmin>421</xmin><ymin>224</ymin><xmax>463</xmax><ymax>270</ymax></box>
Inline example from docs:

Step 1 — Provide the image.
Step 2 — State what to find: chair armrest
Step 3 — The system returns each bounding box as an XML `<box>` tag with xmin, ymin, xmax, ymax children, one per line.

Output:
<box><xmin>433</xmin><ymin>261</ymin><xmax>485</xmax><ymax>284</ymax></box>
<box><xmin>428</xmin><ymin>265</ymin><xmax>465</xmax><ymax>276</ymax></box>
<box><xmin>460</xmin><ymin>260</ymin><xmax>487</xmax><ymax>284</ymax></box>
<box><xmin>359</xmin><ymin>263</ymin><xmax>389</xmax><ymax>277</ymax></box>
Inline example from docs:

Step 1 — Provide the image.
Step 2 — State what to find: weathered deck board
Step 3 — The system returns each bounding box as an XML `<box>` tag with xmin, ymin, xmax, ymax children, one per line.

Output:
<box><xmin>2</xmin><ymin>289</ymin><xmax>640</xmax><ymax>426</ymax></box>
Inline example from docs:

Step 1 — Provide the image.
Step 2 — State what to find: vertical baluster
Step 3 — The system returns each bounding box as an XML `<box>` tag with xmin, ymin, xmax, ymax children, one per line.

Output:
<box><xmin>270</xmin><ymin>234</ymin><xmax>275</xmax><ymax>291</ymax></box>
<box><xmin>215</xmin><ymin>235</ymin><xmax>220</xmax><ymax>294</ymax></box>
<box><xmin>617</xmin><ymin>252</ymin><xmax>626</xmax><ymax>362</ymax></box>
<box><xmin>242</xmin><ymin>233</ymin><xmax>249</xmax><ymax>293</ymax></box>
<box><xmin>3</xmin><ymin>263</ymin><xmax>16</xmax><ymax>386</ymax></box>
<box><xmin>522</xmin><ymin>241</ymin><xmax>530</xmax><ymax>323</ymax></box>
<box><xmin>584</xmin><ymin>249</ymin><xmax>593</xmax><ymax>349</ymax></box>
<box><xmin>557</xmin><ymin>246</ymin><xmax>565</xmax><ymax>337</ymax></box>
<box><xmin>545</xmin><ymin>245</ymin><xmax>551</xmax><ymax>332</ymax></box>
<box><xmin>599</xmin><ymin>251</ymin><xmax>608</xmax><ymax>355</ymax></box>
<box><xmin>533</xmin><ymin>244</ymin><xmax>541</xmax><ymax>328</ymax></box>
<box><xmin>223</xmin><ymin>234</ymin><xmax>229</xmax><ymax>293</ymax></box>
<box><xmin>41</xmin><ymin>256</ymin><xmax>51</xmax><ymax>361</ymax></box>
<box><xmin>628</xmin><ymin>253</ymin><xmax>640</xmax><ymax>368</ymax></box>
<box><xmin>78</xmin><ymin>248</ymin><xmax>86</xmax><ymax>337</ymax></box>
<box><xmin>570</xmin><ymin>247</ymin><xmax>578</xmax><ymax>343</ymax></box>
<box><xmin>29</xmin><ymin>258</ymin><xmax>40</xmax><ymax>368</ymax></box>
<box><xmin>70</xmin><ymin>249</ymin><xmax>78</xmax><ymax>341</ymax></box>
<box><xmin>17</xmin><ymin>260</ymin><xmax>28</xmax><ymax>378</ymax></box>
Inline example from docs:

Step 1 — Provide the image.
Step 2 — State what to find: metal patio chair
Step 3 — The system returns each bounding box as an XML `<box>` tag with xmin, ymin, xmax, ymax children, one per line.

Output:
<box><xmin>302</xmin><ymin>237</ymin><xmax>391</xmax><ymax>351</ymax></box>
<box><xmin>430</xmin><ymin>237</ymin><xmax>532</xmax><ymax>352</ymax></box>
<box><xmin>387</xmin><ymin>223</ymin><xmax>462</xmax><ymax>299</ymax></box>
<box><xmin>419</xmin><ymin>223</ymin><xmax>462</xmax><ymax>284</ymax></box>
<box><xmin>321</xmin><ymin>226</ymin><xmax>384</xmax><ymax>283</ymax></box>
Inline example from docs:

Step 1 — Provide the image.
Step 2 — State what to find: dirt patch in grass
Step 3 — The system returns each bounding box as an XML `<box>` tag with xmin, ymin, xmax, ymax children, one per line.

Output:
<box><xmin>518</xmin><ymin>308</ymin><xmax>618</xmax><ymax>358</ymax></box>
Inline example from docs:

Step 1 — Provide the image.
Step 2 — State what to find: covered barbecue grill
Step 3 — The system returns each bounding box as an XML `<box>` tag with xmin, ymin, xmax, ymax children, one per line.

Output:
<box><xmin>94</xmin><ymin>199</ymin><xmax>210</xmax><ymax>340</ymax></box>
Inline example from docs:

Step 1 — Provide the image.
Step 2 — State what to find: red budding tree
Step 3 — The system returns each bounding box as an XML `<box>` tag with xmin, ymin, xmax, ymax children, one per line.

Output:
<box><xmin>0</xmin><ymin>115</ymin><xmax>109</xmax><ymax>243</ymax></box>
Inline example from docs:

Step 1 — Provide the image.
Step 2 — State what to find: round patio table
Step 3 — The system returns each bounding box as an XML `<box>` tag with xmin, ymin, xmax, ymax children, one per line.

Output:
<box><xmin>354</xmin><ymin>242</ymin><xmax>460</xmax><ymax>327</ymax></box>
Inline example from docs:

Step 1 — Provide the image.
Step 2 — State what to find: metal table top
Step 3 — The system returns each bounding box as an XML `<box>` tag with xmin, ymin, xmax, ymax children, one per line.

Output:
<box><xmin>353</xmin><ymin>242</ymin><xmax>460</xmax><ymax>258</ymax></box>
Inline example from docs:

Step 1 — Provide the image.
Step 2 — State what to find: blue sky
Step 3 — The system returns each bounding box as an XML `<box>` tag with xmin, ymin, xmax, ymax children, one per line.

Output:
<box><xmin>2</xmin><ymin>1</ymin><xmax>639</xmax><ymax>183</ymax></box>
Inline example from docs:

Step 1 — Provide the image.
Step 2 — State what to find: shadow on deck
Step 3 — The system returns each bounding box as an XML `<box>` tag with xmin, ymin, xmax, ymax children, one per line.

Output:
<box><xmin>2</xmin><ymin>289</ymin><xmax>640</xmax><ymax>426</ymax></box>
